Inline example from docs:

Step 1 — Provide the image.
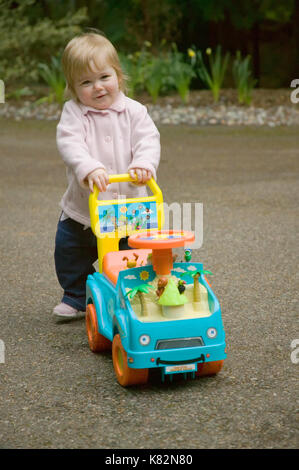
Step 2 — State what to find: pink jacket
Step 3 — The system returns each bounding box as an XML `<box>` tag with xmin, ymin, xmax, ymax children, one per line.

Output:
<box><xmin>56</xmin><ymin>92</ymin><xmax>160</xmax><ymax>226</ymax></box>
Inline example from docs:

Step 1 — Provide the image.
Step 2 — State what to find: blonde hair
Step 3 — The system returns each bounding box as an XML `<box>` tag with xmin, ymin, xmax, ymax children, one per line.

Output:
<box><xmin>62</xmin><ymin>32</ymin><xmax>127</xmax><ymax>100</ymax></box>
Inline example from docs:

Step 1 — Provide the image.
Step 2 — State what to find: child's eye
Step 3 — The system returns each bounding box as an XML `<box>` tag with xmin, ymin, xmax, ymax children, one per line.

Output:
<box><xmin>101</xmin><ymin>75</ymin><xmax>110</xmax><ymax>80</ymax></box>
<box><xmin>81</xmin><ymin>80</ymin><xmax>91</xmax><ymax>86</ymax></box>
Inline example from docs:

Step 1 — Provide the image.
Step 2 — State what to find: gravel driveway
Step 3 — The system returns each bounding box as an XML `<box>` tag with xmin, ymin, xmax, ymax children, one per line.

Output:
<box><xmin>0</xmin><ymin>120</ymin><xmax>298</xmax><ymax>449</ymax></box>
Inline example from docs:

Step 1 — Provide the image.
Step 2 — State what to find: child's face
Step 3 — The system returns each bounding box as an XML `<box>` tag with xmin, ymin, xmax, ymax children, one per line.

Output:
<box><xmin>74</xmin><ymin>62</ymin><xmax>120</xmax><ymax>110</ymax></box>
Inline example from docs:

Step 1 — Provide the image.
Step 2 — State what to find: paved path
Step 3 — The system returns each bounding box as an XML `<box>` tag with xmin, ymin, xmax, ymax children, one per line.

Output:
<box><xmin>0</xmin><ymin>121</ymin><xmax>298</xmax><ymax>448</ymax></box>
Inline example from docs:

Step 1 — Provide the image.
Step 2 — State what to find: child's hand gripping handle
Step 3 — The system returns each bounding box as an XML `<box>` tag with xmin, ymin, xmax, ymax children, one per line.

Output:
<box><xmin>90</xmin><ymin>173</ymin><xmax>162</xmax><ymax>203</ymax></box>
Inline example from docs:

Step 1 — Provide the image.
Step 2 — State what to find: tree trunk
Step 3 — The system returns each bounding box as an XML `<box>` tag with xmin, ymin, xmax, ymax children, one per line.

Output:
<box><xmin>140</xmin><ymin>0</ymin><xmax>152</xmax><ymax>43</ymax></box>
<box><xmin>138</xmin><ymin>292</ymin><xmax>148</xmax><ymax>316</ymax></box>
<box><xmin>193</xmin><ymin>274</ymin><xmax>201</xmax><ymax>303</ymax></box>
<box><xmin>292</xmin><ymin>0</ymin><xmax>299</xmax><ymax>79</ymax></box>
<box><xmin>252</xmin><ymin>22</ymin><xmax>260</xmax><ymax>87</ymax></box>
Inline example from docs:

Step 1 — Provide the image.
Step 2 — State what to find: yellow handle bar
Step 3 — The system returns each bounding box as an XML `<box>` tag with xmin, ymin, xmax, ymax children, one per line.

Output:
<box><xmin>91</xmin><ymin>173</ymin><xmax>162</xmax><ymax>198</ymax></box>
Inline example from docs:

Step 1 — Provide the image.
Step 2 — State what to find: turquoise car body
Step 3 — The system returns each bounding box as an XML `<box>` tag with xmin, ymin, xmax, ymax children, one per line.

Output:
<box><xmin>86</xmin><ymin>261</ymin><xmax>226</xmax><ymax>377</ymax></box>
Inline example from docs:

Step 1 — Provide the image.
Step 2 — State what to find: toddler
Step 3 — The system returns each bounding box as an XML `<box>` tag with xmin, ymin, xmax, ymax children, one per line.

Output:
<box><xmin>53</xmin><ymin>32</ymin><xmax>160</xmax><ymax>321</ymax></box>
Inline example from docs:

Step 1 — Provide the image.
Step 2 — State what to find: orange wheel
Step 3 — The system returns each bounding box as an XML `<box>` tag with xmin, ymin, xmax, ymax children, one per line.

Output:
<box><xmin>112</xmin><ymin>334</ymin><xmax>149</xmax><ymax>387</ymax></box>
<box><xmin>86</xmin><ymin>303</ymin><xmax>111</xmax><ymax>352</ymax></box>
<box><xmin>196</xmin><ymin>360</ymin><xmax>224</xmax><ymax>377</ymax></box>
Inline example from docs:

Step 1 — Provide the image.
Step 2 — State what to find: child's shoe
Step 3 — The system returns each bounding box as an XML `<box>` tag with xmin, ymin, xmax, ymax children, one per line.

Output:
<box><xmin>53</xmin><ymin>302</ymin><xmax>85</xmax><ymax>322</ymax></box>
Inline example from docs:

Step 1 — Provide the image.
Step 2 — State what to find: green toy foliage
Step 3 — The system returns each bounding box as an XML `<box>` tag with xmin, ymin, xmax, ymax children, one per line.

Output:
<box><xmin>126</xmin><ymin>283</ymin><xmax>154</xmax><ymax>317</ymax></box>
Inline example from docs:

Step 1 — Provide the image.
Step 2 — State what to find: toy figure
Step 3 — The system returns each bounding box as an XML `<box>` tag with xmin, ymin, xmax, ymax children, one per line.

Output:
<box><xmin>156</xmin><ymin>277</ymin><xmax>168</xmax><ymax>298</ymax></box>
<box><xmin>184</xmin><ymin>248</ymin><xmax>192</xmax><ymax>262</ymax></box>
<box><xmin>177</xmin><ymin>279</ymin><xmax>186</xmax><ymax>294</ymax></box>
<box><xmin>122</xmin><ymin>253</ymin><xmax>139</xmax><ymax>268</ymax></box>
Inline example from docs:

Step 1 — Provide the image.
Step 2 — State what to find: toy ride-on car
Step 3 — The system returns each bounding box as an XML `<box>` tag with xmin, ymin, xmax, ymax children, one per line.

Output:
<box><xmin>86</xmin><ymin>173</ymin><xmax>226</xmax><ymax>386</ymax></box>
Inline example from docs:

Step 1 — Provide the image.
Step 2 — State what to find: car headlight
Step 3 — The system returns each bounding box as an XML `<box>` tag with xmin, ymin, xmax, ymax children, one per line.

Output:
<box><xmin>139</xmin><ymin>334</ymin><xmax>150</xmax><ymax>346</ymax></box>
<box><xmin>207</xmin><ymin>327</ymin><xmax>217</xmax><ymax>339</ymax></box>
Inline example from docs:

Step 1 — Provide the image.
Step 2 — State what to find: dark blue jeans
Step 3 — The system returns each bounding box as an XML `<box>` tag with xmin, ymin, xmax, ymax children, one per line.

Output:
<box><xmin>54</xmin><ymin>217</ymin><xmax>131</xmax><ymax>311</ymax></box>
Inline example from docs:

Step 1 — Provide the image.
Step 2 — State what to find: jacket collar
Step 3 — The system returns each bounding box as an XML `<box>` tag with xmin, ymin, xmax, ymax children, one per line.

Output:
<box><xmin>80</xmin><ymin>91</ymin><xmax>126</xmax><ymax>115</ymax></box>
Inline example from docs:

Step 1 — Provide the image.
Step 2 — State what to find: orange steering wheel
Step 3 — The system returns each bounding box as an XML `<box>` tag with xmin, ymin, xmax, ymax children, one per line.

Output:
<box><xmin>128</xmin><ymin>230</ymin><xmax>195</xmax><ymax>275</ymax></box>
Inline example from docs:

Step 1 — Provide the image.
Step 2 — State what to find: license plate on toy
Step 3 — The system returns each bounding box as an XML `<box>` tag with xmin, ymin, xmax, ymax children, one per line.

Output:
<box><xmin>165</xmin><ymin>363</ymin><xmax>196</xmax><ymax>374</ymax></box>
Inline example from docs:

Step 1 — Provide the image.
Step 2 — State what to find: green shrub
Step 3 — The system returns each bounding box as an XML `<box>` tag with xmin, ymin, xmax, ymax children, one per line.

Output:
<box><xmin>191</xmin><ymin>45</ymin><xmax>230</xmax><ymax>102</ymax></box>
<box><xmin>0</xmin><ymin>0</ymin><xmax>87</xmax><ymax>85</ymax></box>
<box><xmin>232</xmin><ymin>51</ymin><xmax>257</xmax><ymax>105</ymax></box>
<box><xmin>120</xmin><ymin>42</ymin><xmax>195</xmax><ymax>103</ymax></box>
<box><xmin>119</xmin><ymin>46</ymin><xmax>151</xmax><ymax>98</ymax></box>
<box><xmin>143</xmin><ymin>56</ymin><xmax>168</xmax><ymax>103</ymax></box>
<box><xmin>37</xmin><ymin>56</ymin><xmax>66</xmax><ymax>106</ymax></box>
<box><xmin>168</xmin><ymin>45</ymin><xmax>195</xmax><ymax>103</ymax></box>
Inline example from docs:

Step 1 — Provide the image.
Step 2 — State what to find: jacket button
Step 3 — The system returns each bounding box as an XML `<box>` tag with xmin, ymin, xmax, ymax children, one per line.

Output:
<box><xmin>105</xmin><ymin>135</ymin><xmax>112</xmax><ymax>143</ymax></box>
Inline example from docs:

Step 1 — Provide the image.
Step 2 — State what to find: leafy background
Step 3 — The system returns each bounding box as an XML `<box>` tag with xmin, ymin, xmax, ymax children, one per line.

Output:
<box><xmin>0</xmin><ymin>0</ymin><xmax>298</xmax><ymax>104</ymax></box>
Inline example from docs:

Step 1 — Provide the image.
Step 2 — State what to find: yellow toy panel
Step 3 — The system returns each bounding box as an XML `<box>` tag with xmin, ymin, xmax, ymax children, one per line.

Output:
<box><xmin>89</xmin><ymin>174</ymin><xmax>164</xmax><ymax>273</ymax></box>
